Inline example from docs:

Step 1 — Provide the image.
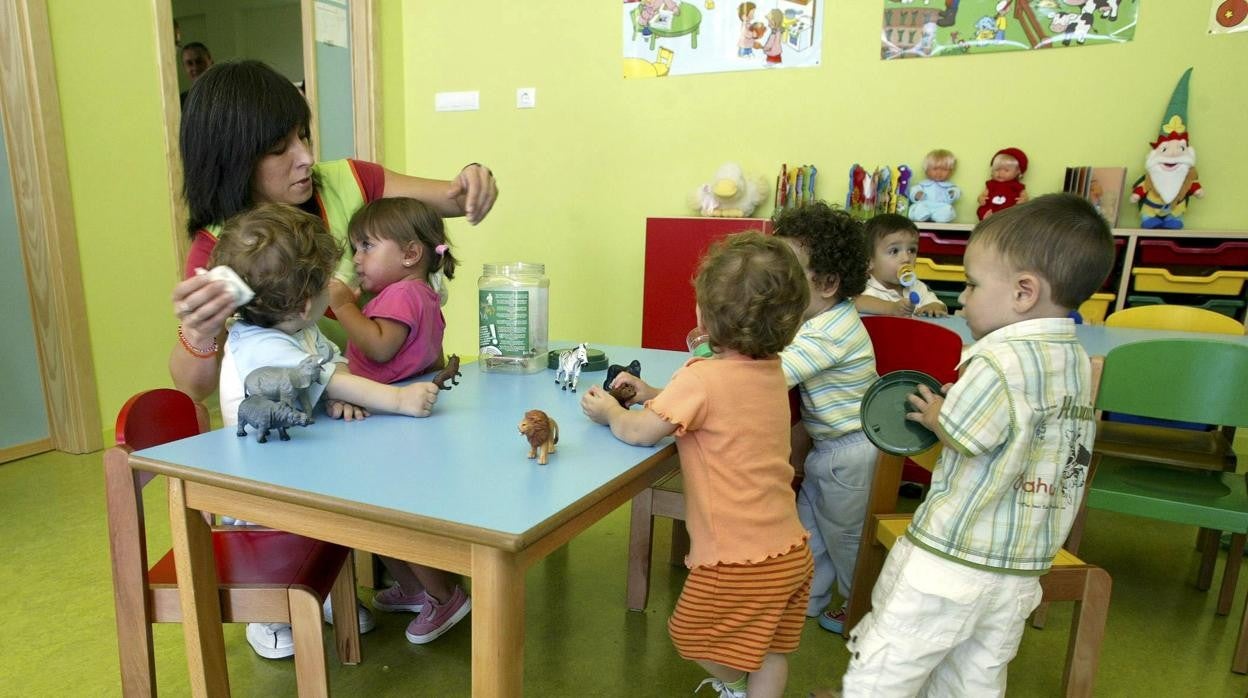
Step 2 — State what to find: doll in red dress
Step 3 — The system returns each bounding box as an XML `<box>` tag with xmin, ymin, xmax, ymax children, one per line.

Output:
<box><xmin>976</xmin><ymin>147</ymin><xmax>1029</xmax><ymax>220</ymax></box>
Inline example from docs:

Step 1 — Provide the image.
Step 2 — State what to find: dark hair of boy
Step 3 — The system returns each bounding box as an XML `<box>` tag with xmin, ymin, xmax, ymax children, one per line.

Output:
<box><xmin>863</xmin><ymin>212</ymin><xmax>920</xmax><ymax>251</ymax></box>
<box><xmin>772</xmin><ymin>201</ymin><xmax>870</xmax><ymax>298</ymax></box>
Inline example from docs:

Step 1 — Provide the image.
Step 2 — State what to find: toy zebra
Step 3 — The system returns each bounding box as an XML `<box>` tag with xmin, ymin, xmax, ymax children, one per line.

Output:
<box><xmin>555</xmin><ymin>343</ymin><xmax>590</xmax><ymax>392</ymax></box>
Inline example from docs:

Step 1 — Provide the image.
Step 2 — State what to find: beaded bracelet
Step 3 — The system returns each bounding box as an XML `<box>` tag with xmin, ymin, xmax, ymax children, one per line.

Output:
<box><xmin>177</xmin><ymin>324</ymin><xmax>218</xmax><ymax>359</ymax></box>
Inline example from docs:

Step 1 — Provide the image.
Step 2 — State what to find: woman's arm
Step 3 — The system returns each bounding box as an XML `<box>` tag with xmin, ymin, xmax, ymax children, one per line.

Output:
<box><xmin>327</xmin><ymin>279</ymin><xmax>409</xmax><ymax>363</ymax></box>
<box><xmin>382</xmin><ymin>163</ymin><xmax>498</xmax><ymax>225</ymax></box>
<box><xmin>169</xmin><ymin>273</ymin><xmax>236</xmax><ymax>400</ymax></box>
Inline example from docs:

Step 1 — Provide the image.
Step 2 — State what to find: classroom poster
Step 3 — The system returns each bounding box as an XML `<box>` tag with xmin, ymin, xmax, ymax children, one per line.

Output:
<box><xmin>622</xmin><ymin>0</ymin><xmax>822</xmax><ymax>79</ymax></box>
<box><xmin>1209</xmin><ymin>0</ymin><xmax>1248</xmax><ymax>34</ymax></box>
<box><xmin>880</xmin><ymin>1</ymin><xmax>1138</xmax><ymax>60</ymax></box>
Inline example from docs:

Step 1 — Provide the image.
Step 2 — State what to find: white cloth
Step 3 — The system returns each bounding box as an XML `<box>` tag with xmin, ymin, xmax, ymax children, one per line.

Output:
<box><xmin>220</xmin><ymin>322</ymin><xmax>345</xmax><ymax>426</ymax></box>
<box><xmin>842</xmin><ymin>537</ymin><xmax>1044</xmax><ymax>697</ymax></box>
<box><xmin>797</xmin><ymin>431</ymin><xmax>879</xmax><ymax>615</ymax></box>
<box><xmin>860</xmin><ymin>275</ymin><xmax>942</xmax><ymax>309</ymax></box>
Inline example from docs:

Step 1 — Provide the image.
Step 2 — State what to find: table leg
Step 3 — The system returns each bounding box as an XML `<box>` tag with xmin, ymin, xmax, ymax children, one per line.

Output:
<box><xmin>471</xmin><ymin>545</ymin><xmax>525</xmax><ymax>697</ymax></box>
<box><xmin>168</xmin><ymin>477</ymin><xmax>230</xmax><ymax>697</ymax></box>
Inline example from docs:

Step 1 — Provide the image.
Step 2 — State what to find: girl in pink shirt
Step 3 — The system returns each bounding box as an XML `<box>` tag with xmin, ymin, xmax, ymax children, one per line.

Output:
<box><xmin>582</xmin><ymin>232</ymin><xmax>813</xmax><ymax>698</ymax></box>
<box><xmin>327</xmin><ymin>197</ymin><xmax>471</xmax><ymax>645</ymax></box>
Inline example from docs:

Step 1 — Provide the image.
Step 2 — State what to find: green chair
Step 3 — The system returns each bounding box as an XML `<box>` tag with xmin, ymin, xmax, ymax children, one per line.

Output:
<box><xmin>1077</xmin><ymin>339</ymin><xmax>1248</xmax><ymax>673</ymax></box>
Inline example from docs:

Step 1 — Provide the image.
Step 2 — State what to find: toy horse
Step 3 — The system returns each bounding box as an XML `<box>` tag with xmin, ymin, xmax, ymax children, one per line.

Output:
<box><xmin>555</xmin><ymin>343</ymin><xmax>589</xmax><ymax>392</ymax></box>
<box><xmin>433</xmin><ymin>354</ymin><xmax>462</xmax><ymax>390</ymax></box>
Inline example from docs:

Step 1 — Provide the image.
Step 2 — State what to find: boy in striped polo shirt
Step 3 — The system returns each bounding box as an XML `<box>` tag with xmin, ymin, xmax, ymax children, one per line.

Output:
<box><xmin>773</xmin><ymin>203</ymin><xmax>880</xmax><ymax>635</ymax></box>
<box><xmin>834</xmin><ymin>194</ymin><xmax>1115</xmax><ymax>697</ymax></box>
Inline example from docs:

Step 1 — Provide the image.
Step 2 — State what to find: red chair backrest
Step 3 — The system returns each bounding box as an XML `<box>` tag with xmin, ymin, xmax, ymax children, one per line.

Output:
<box><xmin>862</xmin><ymin>316</ymin><xmax>962</xmax><ymax>384</ymax></box>
<box><xmin>115</xmin><ymin>388</ymin><xmax>205</xmax><ymax>450</ymax></box>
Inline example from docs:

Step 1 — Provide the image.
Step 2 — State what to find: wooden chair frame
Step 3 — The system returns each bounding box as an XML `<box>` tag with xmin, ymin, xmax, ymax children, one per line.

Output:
<box><xmin>104</xmin><ymin>392</ymin><xmax>360</xmax><ymax>696</ymax></box>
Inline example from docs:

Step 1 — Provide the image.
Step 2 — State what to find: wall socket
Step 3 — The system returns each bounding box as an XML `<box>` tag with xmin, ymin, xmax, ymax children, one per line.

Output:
<box><xmin>516</xmin><ymin>87</ymin><xmax>536</xmax><ymax>109</ymax></box>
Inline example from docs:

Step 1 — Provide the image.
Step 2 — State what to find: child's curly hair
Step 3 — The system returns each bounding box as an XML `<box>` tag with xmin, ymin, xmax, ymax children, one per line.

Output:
<box><xmin>772</xmin><ymin>201</ymin><xmax>869</xmax><ymax>298</ymax></box>
<box><xmin>209</xmin><ymin>203</ymin><xmax>342</xmax><ymax>328</ymax></box>
<box><xmin>694</xmin><ymin>231</ymin><xmax>809</xmax><ymax>359</ymax></box>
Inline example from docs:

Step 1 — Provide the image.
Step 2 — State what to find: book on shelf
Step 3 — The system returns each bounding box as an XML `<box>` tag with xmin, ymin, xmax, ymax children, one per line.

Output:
<box><xmin>1063</xmin><ymin>166</ymin><xmax>1127</xmax><ymax>227</ymax></box>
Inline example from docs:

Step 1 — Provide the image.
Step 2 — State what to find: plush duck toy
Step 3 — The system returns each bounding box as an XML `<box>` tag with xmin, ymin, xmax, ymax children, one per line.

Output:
<box><xmin>691</xmin><ymin>163</ymin><xmax>767</xmax><ymax>218</ymax></box>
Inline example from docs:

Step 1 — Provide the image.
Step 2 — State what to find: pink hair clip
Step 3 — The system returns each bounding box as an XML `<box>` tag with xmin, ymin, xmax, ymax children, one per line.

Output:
<box><xmin>435</xmin><ymin>244</ymin><xmax>449</xmax><ymax>256</ymax></box>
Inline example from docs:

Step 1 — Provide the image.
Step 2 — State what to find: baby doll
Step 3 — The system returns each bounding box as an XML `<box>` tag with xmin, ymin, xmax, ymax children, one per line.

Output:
<box><xmin>977</xmin><ymin>147</ymin><xmax>1029</xmax><ymax>220</ymax></box>
<box><xmin>908</xmin><ymin>149</ymin><xmax>960</xmax><ymax>223</ymax></box>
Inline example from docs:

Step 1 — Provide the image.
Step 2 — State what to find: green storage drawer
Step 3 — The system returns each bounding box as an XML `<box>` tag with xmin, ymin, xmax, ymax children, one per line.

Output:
<box><xmin>1126</xmin><ymin>295</ymin><xmax>1244</xmax><ymax>318</ymax></box>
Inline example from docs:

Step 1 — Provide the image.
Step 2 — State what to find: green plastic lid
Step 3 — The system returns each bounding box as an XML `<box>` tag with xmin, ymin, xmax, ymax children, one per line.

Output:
<box><xmin>860</xmin><ymin>370</ymin><xmax>943</xmax><ymax>456</ymax></box>
<box><xmin>547</xmin><ymin>346</ymin><xmax>608</xmax><ymax>372</ymax></box>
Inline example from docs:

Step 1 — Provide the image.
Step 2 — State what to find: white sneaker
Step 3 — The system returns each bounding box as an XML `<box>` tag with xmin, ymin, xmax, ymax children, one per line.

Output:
<box><xmin>322</xmin><ymin>597</ymin><xmax>376</xmax><ymax>634</ymax></box>
<box><xmin>695</xmin><ymin>677</ymin><xmax>746</xmax><ymax>698</ymax></box>
<box><xmin>245</xmin><ymin>622</ymin><xmax>294</xmax><ymax>659</ymax></box>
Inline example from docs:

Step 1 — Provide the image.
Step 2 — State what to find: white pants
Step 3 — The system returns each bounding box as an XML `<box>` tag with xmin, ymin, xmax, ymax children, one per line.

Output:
<box><xmin>842</xmin><ymin>537</ymin><xmax>1044</xmax><ymax>698</ymax></box>
<box><xmin>797</xmin><ymin>431</ymin><xmax>878</xmax><ymax>615</ymax></box>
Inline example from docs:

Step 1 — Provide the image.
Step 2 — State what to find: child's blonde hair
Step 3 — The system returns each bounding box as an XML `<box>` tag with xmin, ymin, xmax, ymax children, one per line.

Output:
<box><xmin>923</xmin><ymin>148</ymin><xmax>957</xmax><ymax>172</ymax></box>
<box><xmin>737</xmin><ymin>1</ymin><xmax>756</xmax><ymax>20</ymax></box>
<box><xmin>767</xmin><ymin>8</ymin><xmax>784</xmax><ymax>28</ymax></box>
<box><xmin>694</xmin><ymin>231</ymin><xmax>808</xmax><ymax>359</ymax></box>
<box><xmin>970</xmin><ymin>193</ymin><xmax>1114</xmax><ymax>309</ymax></box>
<box><xmin>209</xmin><ymin>203</ymin><xmax>341</xmax><ymax>328</ymax></box>
<box><xmin>347</xmin><ymin>198</ymin><xmax>457</xmax><ymax>281</ymax></box>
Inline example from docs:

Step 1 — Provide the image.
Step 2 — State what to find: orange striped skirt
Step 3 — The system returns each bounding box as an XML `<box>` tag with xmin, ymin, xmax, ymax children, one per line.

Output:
<box><xmin>668</xmin><ymin>542</ymin><xmax>813</xmax><ymax>672</ymax></box>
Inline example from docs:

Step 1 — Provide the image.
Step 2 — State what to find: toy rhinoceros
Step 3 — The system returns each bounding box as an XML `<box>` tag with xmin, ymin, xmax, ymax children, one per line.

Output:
<box><xmin>236</xmin><ymin>395</ymin><xmax>312</xmax><ymax>443</ymax></box>
<box><xmin>244</xmin><ymin>356</ymin><xmax>324</xmax><ymax>417</ymax></box>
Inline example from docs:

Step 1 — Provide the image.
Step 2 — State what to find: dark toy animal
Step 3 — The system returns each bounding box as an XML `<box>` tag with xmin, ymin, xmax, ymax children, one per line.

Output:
<box><xmin>244</xmin><ymin>355</ymin><xmax>323</xmax><ymax>417</ymax></box>
<box><xmin>604</xmin><ymin>359</ymin><xmax>641</xmax><ymax>407</ymax></box>
<box><xmin>236</xmin><ymin>395</ymin><xmax>312</xmax><ymax>443</ymax></box>
<box><xmin>433</xmin><ymin>354</ymin><xmax>462</xmax><ymax>390</ymax></box>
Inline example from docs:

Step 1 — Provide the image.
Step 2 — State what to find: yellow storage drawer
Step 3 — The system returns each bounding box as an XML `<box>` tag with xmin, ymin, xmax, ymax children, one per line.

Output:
<box><xmin>1078</xmin><ymin>293</ymin><xmax>1115</xmax><ymax>324</ymax></box>
<box><xmin>914</xmin><ymin>257</ymin><xmax>966</xmax><ymax>282</ymax></box>
<box><xmin>1132</xmin><ymin>267</ymin><xmax>1248</xmax><ymax>297</ymax></box>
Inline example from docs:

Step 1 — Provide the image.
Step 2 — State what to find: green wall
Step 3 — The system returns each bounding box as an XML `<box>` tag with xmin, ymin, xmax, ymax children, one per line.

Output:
<box><xmin>47</xmin><ymin>1</ymin><xmax>179</xmax><ymax>433</ymax></box>
<box><xmin>385</xmin><ymin>1</ymin><xmax>1248</xmax><ymax>357</ymax></box>
<box><xmin>39</xmin><ymin>2</ymin><xmax>1248</xmax><ymax>428</ymax></box>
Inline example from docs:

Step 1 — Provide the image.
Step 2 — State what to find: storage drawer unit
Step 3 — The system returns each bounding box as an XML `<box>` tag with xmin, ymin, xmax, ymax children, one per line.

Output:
<box><xmin>1131</xmin><ymin>267</ymin><xmax>1248</xmax><ymax>296</ymax></box>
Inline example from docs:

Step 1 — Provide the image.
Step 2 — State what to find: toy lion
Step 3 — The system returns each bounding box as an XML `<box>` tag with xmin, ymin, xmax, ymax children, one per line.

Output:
<box><xmin>518</xmin><ymin>409</ymin><xmax>559</xmax><ymax>465</ymax></box>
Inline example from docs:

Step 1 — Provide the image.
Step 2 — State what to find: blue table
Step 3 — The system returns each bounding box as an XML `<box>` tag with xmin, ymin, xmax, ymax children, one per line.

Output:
<box><xmin>130</xmin><ymin>345</ymin><xmax>690</xmax><ymax>697</ymax></box>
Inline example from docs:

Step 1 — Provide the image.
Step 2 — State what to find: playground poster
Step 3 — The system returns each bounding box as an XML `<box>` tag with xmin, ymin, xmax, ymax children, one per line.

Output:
<box><xmin>880</xmin><ymin>1</ymin><xmax>1138</xmax><ymax>60</ymax></box>
<box><xmin>1210</xmin><ymin>0</ymin><xmax>1248</xmax><ymax>33</ymax></box>
<box><xmin>623</xmin><ymin>1</ymin><xmax>823</xmax><ymax>79</ymax></box>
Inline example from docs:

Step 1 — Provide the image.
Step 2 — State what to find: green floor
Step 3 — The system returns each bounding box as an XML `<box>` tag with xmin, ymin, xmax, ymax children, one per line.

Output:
<box><xmin>4</xmin><ymin>448</ymin><xmax>1248</xmax><ymax>697</ymax></box>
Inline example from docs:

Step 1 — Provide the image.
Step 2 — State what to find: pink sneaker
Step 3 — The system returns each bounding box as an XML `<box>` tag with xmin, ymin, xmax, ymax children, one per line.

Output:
<box><xmin>405</xmin><ymin>586</ymin><xmax>471</xmax><ymax>644</ymax></box>
<box><xmin>372</xmin><ymin>584</ymin><xmax>429</xmax><ymax>613</ymax></box>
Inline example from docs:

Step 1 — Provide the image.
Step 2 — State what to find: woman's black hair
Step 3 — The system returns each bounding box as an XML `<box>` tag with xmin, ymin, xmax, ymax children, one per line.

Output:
<box><xmin>180</xmin><ymin>60</ymin><xmax>311</xmax><ymax>235</ymax></box>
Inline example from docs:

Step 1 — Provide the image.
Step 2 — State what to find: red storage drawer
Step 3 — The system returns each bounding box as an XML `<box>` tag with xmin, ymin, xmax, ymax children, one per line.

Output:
<box><xmin>1138</xmin><ymin>239</ymin><xmax>1248</xmax><ymax>267</ymax></box>
<box><xmin>918</xmin><ymin>231</ymin><xmax>968</xmax><ymax>256</ymax></box>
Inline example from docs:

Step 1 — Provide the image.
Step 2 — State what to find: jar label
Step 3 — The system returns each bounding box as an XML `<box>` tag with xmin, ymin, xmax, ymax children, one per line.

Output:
<box><xmin>479</xmin><ymin>290</ymin><xmax>532</xmax><ymax>357</ymax></box>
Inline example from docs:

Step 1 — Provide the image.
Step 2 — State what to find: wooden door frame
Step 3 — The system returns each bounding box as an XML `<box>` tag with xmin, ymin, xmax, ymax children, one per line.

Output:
<box><xmin>0</xmin><ymin>0</ymin><xmax>102</xmax><ymax>458</ymax></box>
<box><xmin>155</xmin><ymin>0</ymin><xmax>379</xmax><ymax>270</ymax></box>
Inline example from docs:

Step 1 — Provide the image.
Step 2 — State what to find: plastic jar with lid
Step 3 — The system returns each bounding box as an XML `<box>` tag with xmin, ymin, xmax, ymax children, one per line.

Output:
<box><xmin>478</xmin><ymin>262</ymin><xmax>549</xmax><ymax>373</ymax></box>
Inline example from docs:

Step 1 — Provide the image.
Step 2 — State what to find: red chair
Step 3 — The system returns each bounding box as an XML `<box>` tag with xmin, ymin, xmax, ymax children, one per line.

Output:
<box><xmin>104</xmin><ymin>389</ymin><xmax>361</xmax><ymax>696</ymax></box>
<box><xmin>861</xmin><ymin>316</ymin><xmax>964</xmax><ymax>493</ymax></box>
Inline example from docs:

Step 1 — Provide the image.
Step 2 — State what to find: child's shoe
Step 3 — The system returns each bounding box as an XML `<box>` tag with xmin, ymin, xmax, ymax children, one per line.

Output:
<box><xmin>818</xmin><ymin>605</ymin><xmax>847</xmax><ymax>634</ymax></box>
<box><xmin>404</xmin><ymin>586</ymin><xmax>471</xmax><ymax>644</ymax></box>
<box><xmin>372</xmin><ymin>584</ymin><xmax>430</xmax><ymax>613</ymax></box>
<box><xmin>321</xmin><ymin>597</ymin><xmax>377</xmax><ymax>634</ymax></box>
<box><xmin>695</xmin><ymin>677</ymin><xmax>746</xmax><ymax>698</ymax></box>
<box><xmin>245</xmin><ymin>622</ymin><xmax>295</xmax><ymax>659</ymax></box>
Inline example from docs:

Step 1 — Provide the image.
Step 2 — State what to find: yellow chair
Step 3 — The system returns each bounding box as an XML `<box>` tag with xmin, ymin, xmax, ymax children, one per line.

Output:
<box><xmin>1105</xmin><ymin>305</ymin><xmax>1246</xmax><ymax>335</ymax></box>
<box><xmin>654</xmin><ymin>47</ymin><xmax>675</xmax><ymax>77</ymax></box>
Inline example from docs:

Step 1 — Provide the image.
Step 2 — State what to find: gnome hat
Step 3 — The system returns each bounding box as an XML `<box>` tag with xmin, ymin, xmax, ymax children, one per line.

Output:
<box><xmin>1152</xmin><ymin>68</ymin><xmax>1192</xmax><ymax>149</ymax></box>
<box><xmin>992</xmin><ymin>147</ymin><xmax>1028</xmax><ymax>175</ymax></box>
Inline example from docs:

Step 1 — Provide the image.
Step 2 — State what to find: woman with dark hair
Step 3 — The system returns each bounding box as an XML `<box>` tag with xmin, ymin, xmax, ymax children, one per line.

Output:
<box><xmin>167</xmin><ymin>60</ymin><xmax>497</xmax><ymax>660</ymax></box>
<box><xmin>171</xmin><ymin>60</ymin><xmax>497</xmax><ymax>403</ymax></box>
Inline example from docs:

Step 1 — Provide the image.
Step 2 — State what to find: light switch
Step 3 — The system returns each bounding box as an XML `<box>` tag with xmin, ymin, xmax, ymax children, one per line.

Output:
<box><xmin>435</xmin><ymin>91</ymin><xmax>480</xmax><ymax>112</ymax></box>
<box><xmin>516</xmin><ymin>87</ymin><xmax>536</xmax><ymax>109</ymax></box>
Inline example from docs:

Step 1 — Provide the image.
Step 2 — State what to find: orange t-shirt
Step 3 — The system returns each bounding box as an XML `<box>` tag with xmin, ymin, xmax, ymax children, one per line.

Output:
<box><xmin>648</xmin><ymin>356</ymin><xmax>809</xmax><ymax>568</ymax></box>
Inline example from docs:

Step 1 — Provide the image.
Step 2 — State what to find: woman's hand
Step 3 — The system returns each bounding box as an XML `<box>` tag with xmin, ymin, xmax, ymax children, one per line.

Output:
<box><xmin>448</xmin><ymin>163</ymin><xmax>498</xmax><ymax>225</ymax></box>
<box><xmin>174</xmin><ymin>272</ymin><xmax>237</xmax><ymax>344</ymax></box>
